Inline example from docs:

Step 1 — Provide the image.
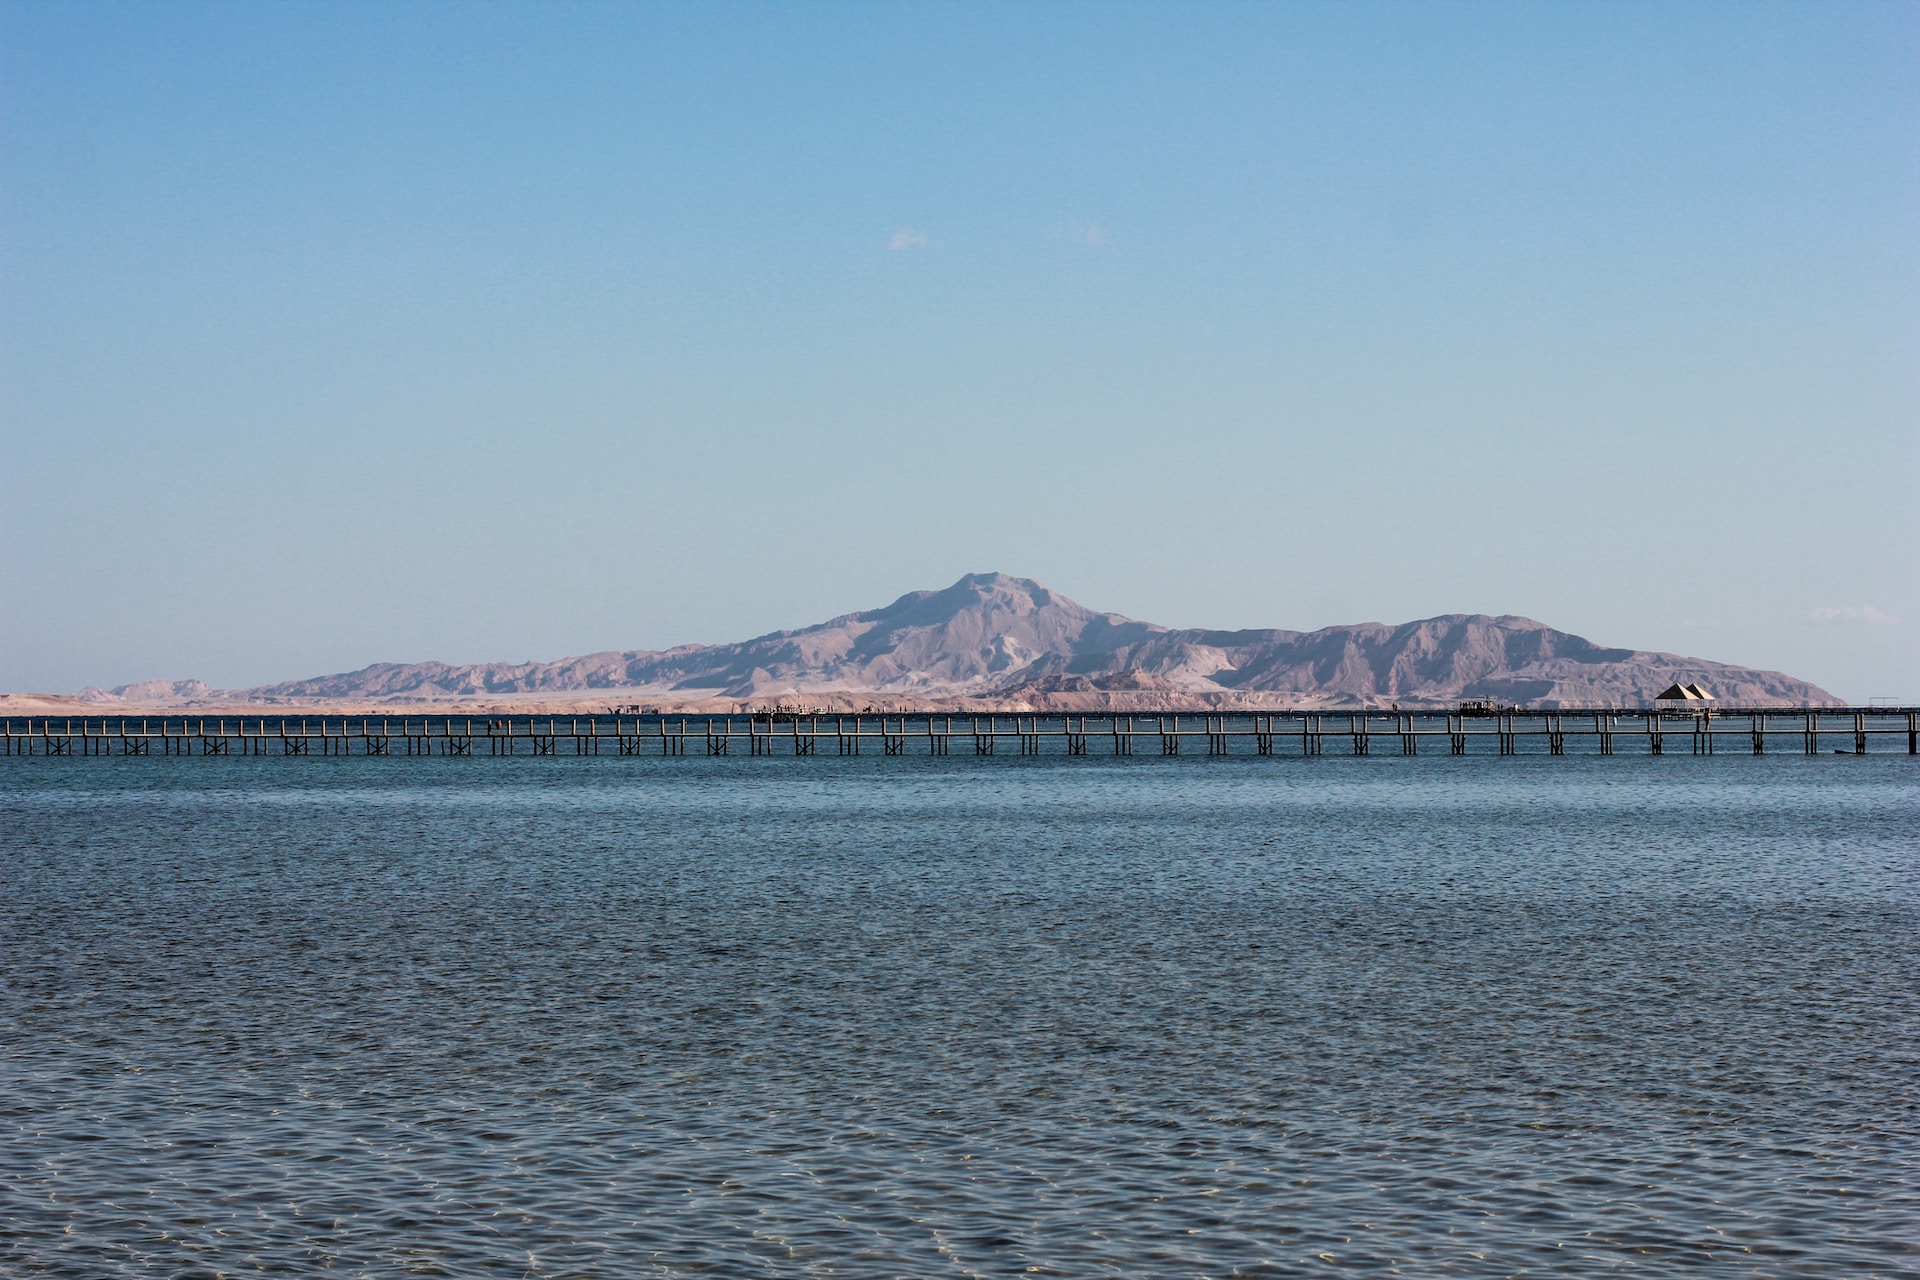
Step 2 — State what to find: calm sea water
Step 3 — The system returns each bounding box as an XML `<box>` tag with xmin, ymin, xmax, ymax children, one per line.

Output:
<box><xmin>2</xmin><ymin>755</ymin><xmax>1915</xmax><ymax>1277</ymax></box>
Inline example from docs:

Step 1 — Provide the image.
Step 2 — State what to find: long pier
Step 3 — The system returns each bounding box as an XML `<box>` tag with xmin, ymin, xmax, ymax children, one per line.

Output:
<box><xmin>4</xmin><ymin>710</ymin><xmax>1916</xmax><ymax>758</ymax></box>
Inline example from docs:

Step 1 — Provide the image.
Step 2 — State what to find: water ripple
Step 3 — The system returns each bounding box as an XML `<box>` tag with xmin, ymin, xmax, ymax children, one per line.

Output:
<box><xmin>3</xmin><ymin>755</ymin><xmax>1916</xmax><ymax>1275</ymax></box>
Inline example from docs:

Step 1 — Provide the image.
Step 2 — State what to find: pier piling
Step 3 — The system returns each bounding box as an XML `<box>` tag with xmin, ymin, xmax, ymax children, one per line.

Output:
<box><xmin>5</xmin><ymin>709</ymin><xmax>1913</xmax><ymax>762</ymax></box>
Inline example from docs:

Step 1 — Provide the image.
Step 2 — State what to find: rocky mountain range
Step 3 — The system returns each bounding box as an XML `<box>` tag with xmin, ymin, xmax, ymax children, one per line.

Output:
<box><xmin>73</xmin><ymin>573</ymin><xmax>1839</xmax><ymax>710</ymax></box>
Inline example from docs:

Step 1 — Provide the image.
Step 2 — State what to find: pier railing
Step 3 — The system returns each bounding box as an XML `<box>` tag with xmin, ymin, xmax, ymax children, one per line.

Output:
<box><xmin>3</xmin><ymin>710</ymin><xmax>1915</xmax><ymax>757</ymax></box>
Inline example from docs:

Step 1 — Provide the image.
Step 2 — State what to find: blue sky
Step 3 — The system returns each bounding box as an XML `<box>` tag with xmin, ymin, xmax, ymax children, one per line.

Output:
<box><xmin>3</xmin><ymin>1</ymin><xmax>1915</xmax><ymax>698</ymax></box>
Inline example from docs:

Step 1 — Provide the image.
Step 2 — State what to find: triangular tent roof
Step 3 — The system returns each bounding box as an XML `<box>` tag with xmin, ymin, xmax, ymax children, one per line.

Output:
<box><xmin>1655</xmin><ymin>683</ymin><xmax>1701</xmax><ymax>700</ymax></box>
<box><xmin>1683</xmin><ymin>683</ymin><xmax>1714</xmax><ymax>700</ymax></box>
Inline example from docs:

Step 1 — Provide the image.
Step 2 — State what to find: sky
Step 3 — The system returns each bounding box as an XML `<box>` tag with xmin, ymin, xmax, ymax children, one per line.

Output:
<box><xmin>2</xmin><ymin>1</ymin><xmax>1915</xmax><ymax>700</ymax></box>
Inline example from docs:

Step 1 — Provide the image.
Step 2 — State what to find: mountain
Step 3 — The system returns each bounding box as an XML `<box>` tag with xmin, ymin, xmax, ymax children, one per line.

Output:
<box><xmin>74</xmin><ymin>679</ymin><xmax>217</xmax><ymax>704</ymax></box>
<box><xmin>74</xmin><ymin>573</ymin><xmax>1840</xmax><ymax>709</ymax></box>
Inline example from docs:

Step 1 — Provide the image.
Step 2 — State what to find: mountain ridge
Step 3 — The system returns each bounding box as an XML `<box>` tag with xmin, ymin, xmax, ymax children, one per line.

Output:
<box><xmin>74</xmin><ymin>572</ymin><xmax>1840</xmax><ymax>709</ymax></box>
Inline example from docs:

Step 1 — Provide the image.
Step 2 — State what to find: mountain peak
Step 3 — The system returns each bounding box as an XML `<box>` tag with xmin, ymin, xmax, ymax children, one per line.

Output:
<box><xmin>926</xmin><ymin>571</ymin><xmax>1072</xmax><ymax>608</ymax></box>
<box><xmin>860</xmin><ymin>572</ymin><xmax>1107</xmax><ymax>632</ymax></box>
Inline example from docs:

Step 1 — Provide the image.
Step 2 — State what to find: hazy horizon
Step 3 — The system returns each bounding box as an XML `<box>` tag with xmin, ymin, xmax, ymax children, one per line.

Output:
<box><xmin>3</xmin><ymin>2</ymin><xmax>1915</xmax><ymax>700</ymax></box>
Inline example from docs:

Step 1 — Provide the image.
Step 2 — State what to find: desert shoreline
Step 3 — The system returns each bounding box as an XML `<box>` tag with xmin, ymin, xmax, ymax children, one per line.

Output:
<box><xmin>1</xmin><ymin>691</ymin><xmax>1859</xmax><ymax>717</ymax></box>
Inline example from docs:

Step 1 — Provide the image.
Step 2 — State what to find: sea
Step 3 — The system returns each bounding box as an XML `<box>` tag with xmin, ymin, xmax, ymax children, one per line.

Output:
<box><xmin>2</xmin><ymin>753</ymin><xmax>1915</xmax><ymax>1277</ymax></box>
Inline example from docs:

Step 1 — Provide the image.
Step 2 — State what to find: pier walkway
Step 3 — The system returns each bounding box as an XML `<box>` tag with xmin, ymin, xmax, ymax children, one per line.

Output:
<box><xmin>4</xmin><ymin>710</ymin><xmax>1916</xmax><ymax>758</ymax></box>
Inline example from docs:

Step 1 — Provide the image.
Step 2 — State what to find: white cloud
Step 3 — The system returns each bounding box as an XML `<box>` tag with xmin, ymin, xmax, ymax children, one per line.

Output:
<box><xmin>1047</xmin><ymin>219</ymin><xmax>1109</xmax><ymax>247</ymax></box>
<box><xmin>1809</xmin><ymin>605</ymin><xmax>1900</xmax><ymax>625</ymax></box>
<box><xmin>887</xmin><ymin>227</ymin><xmax>932</xmax><ymax>251</ymax></box>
